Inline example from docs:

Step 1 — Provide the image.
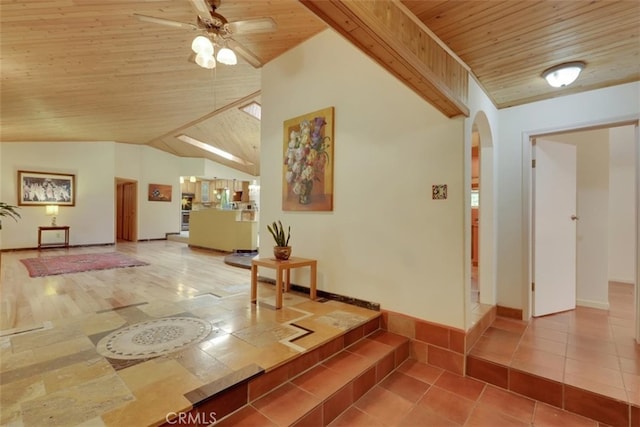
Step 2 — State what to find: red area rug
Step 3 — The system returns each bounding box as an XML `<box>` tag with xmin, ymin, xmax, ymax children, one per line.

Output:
<box><xmin>20</xmin><ymin>252</ymin><xmax>149</xmax><ymax>277</ymax></box>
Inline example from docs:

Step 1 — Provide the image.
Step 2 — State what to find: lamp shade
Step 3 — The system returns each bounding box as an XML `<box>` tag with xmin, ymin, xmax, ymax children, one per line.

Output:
<box><xmin>542</xmin><ymin>62</ymin><xmax>585</xmax><ymax>88</ymax></box>
<box><xmin>195</xmin><ymin>52</ymin><xmax>216</xmax><ymax>69</ymax></box>
<box><xmin>189</xmin><ymin>176</ymin><xmax>197</xmax><ymax>183</ymax></box>
<box><xmin>45</xmin><ymin>205</ymin><xmax>59</xmax><ymax>216</ymax></box>
<box><xmin>191</xmin><ymin>36</ymin><xmax>213</xmax><ymax>56</ymax></box>
<box><xmin>216</xmin><ymin>47</ymin><xmax>237</xmax><ymax>65</ymax></box>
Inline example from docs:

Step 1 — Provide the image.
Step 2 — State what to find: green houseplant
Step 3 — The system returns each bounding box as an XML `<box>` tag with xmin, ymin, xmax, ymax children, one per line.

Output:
<box><xmin>0</xmin><ymin>202</ymin><xmax>21</xmax><ymax>230</ymax></box>
<box><xmin>267</xmin><ymin>220</ymin><xmax>291</xmax><ymax>260</ymax></box>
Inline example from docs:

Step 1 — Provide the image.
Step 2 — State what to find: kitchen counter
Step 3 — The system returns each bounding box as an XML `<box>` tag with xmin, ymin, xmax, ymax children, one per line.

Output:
<box><xmin>188</xmin><ymin>209</ymin><xmax>257</xmax><ymax>252</ymax></box>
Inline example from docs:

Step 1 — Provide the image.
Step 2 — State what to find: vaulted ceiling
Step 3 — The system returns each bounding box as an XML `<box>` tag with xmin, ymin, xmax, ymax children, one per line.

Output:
<box><xmin>1</xmin><ymin>1</ymin><xmax>638</xmax><ymax>177</ymax></box>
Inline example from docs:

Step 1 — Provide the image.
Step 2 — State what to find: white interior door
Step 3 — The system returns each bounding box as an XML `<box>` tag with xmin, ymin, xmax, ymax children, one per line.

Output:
<box><xmin>533</xmin><ymin>138</ymin><xmax>577</xmax><ymax>317</ymax></box>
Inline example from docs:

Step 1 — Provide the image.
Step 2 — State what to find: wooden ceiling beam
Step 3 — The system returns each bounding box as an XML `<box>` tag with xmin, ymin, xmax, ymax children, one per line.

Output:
<box><xmin>300</xmin><ymin>0</ymin><xmax>469</xmax><ymax>118</ymax></box>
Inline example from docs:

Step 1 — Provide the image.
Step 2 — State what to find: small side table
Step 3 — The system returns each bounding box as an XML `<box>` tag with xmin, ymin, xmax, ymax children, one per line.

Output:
<box><xmin>251</xmin><ymin>256</ymin><xmax>317</xmax><ymax>309</ymax></box>
<box><xmin>38</xmin><ymin>226</ymin><xmax>70</xmax><ymax>249</ymax></box>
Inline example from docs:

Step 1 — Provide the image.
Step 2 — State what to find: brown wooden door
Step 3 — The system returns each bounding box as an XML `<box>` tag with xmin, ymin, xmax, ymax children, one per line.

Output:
<box><xmin>122</xmin><ymin>182</ymin><xmax>136</xmax><ymax>241</ymax></box>
<box><xmin>116</xmin><ymin>181</ymin><xmax>136</xmax><ymax>241</ymax></box>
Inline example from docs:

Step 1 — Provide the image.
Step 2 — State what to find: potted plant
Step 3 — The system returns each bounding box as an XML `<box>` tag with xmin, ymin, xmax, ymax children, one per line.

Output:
<box><xmin>0</xmin><ymin>202</ymin><xmax>21</xmax><ymax>230</ymax></box>
<box><xmin>267</xmin><ymin>220</ymin><xmax>291</xmax><ymax>260</ymax></box>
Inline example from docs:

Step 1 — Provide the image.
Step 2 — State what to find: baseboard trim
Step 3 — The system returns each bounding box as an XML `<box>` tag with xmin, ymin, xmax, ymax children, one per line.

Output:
<box><xmin>257</xmin><ymin>275</ymin><xmax>380</xmax><ymax>311</ymax></box>
<box><xmin>496</xmin><ymin>305</ymin><xmax>523</xmax><ymax>320</ymax></box>
<box><xmin>1</xmin><ymin>242</ymin><xmax>114</xmax><ymax>252</ymax></box>
<box><xmin>609</xmin><ymin>279</ymin><xmax>635</xmax><ymax>286</ymax></box>
<box><xmin>576</xmin><ymin>299</ymin><xmax>610</xmax><ymax>310</ymax></box>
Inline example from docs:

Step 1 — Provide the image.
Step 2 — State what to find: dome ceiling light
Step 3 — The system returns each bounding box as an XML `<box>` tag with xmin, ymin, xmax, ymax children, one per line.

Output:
<box><xmin>542</xmin><ymin>62</ymin><xmax>586</xmax><ymax>88</ymax></box>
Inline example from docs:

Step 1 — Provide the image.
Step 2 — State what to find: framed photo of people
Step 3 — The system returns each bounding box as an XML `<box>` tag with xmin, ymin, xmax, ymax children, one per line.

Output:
<box><xmin>18</xmin><ymin>170</ymin><xmax>76</xmax><ymax>206</ymax></box>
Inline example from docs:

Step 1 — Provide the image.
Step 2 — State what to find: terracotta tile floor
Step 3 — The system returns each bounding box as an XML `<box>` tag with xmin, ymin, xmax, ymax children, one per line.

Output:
<box><xmin>469</xmin><ymin>282</ymin><xmax>639</xmax><ymax>407</ymax></box>
<box><xmin>227</xmin><ymin>359</ymin><xmax>604</xmax><ymax>426</ymax></box>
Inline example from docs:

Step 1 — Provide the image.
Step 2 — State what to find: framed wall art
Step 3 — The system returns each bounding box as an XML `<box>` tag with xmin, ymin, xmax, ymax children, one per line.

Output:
<box><xmin>18</xmin><ymin>170</ymin><xmax>76</xmax><ymax>206</ymax></box>
<box><xmin>282</xmin><ymin>106</ymin><xmax>334</xmax><ymax>211</ymax></box>
<box><xmin>148</xmin><ymin>183</ymin><xmax>172</xmax><ymax>202</ymax></box>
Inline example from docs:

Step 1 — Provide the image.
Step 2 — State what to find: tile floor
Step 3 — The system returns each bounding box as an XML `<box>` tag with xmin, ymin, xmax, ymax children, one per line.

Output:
<box><xmin>1</xmin><ymin>242</ymin><xmax>637</xmax><ymax>426</ymax></box>
<box><xmin>0</xmin><ymin>242</ymin><xmax>380</xmax><ymax>427</ymax></box>
<box><xmin>216</xmin><ymin>358</ymin><xmax>606</xmax><ymax>426</ymax></box>
<box><xmin>465</xmin><ymin>281</ymin><xmax>639</xmax><ymax>426</ymax></box>
<box><xmin>468</xmin><ymin>282</ymin><xmax>638</xmax><ymax>407</ymax></box>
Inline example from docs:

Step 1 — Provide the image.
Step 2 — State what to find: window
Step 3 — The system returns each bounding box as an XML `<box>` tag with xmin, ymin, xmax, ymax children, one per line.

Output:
<box><xmin>471</xmin><ymin>189</ymin><xmax>479</xmax><ymax>207</ymax></box>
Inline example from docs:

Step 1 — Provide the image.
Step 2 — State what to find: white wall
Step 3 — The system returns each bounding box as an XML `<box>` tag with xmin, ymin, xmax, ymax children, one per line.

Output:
<box><xmin>116</xmin><ymin>143</ymin><xmax>183</xmax><ymax>239</ymax></box>
<box><xmin>261</xmin><ymin>30</ymin><xmax>467</xmax><ymax>328</ymax></box>
<box><xmin>0</xmin><ymin>141</ymin><xmax>186</xmax><ymax>249</ymax></box>
<box><xmin>608</xmin><ymin>125</ymin><xmax>637</xmax><ymax>284</ymax></box>
<box><xmin>1</xmin><ymin>141</ymin><xmax>116</xmax><ymax>248</ymax></box>
<box><xmin>497</xmin><ymin>82</ymin><xmax>640</xmax><ymax>317</ymax></box>
<box><xmin>549</xmin><ymin>130</ymin><xmax>610</xmax><ymax>308</ymax></box>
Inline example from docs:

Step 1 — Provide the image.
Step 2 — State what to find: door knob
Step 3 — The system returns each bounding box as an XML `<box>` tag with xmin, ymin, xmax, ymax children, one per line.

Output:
<box><xmin>571</xmin><ymin>215</ymin><xmax>579</xmax><ymax>221</ymax></box>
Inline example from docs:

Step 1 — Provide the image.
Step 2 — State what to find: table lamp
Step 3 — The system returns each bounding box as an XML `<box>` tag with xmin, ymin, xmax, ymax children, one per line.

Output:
<box><xmin>45</xmin><ymin>205</ymin><xmax>59</xmax><ymax>226</ymax></box>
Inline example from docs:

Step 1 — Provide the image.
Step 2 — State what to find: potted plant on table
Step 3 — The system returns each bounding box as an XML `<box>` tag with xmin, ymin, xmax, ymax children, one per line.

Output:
<box><xmin>267</xmin><ymin>220</ymin><xmax>291</xmax><ymax>260</ymax></box>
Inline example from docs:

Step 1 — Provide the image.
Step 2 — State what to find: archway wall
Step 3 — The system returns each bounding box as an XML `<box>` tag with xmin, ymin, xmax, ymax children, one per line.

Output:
<box><xmin>495</xmin><ymin>82</ymin><xmax>640</xmax><ymax>319</ymax></box>
<box><xmin>465</xmin><ymin>79</ymin><xmax>500</xmax><ymax>327</ymax></box>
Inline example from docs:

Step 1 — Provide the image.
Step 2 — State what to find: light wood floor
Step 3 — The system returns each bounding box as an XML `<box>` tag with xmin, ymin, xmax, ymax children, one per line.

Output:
<box><xmin>1</xmin><ymin>241</ymin><xmax>250</xmax><ymax>332</ymax></box>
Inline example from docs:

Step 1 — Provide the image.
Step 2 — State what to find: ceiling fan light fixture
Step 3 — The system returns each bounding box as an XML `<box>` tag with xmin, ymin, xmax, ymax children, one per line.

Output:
<box><xmin>191</xmin><ymin>35</ymin><xmax>213</xmax><ymax>56</ymax></box>
<box><xmin>216</xmin><ymin>47</ymin><xmax>237</xmax><ymax>65</ymax></box>
<box><xmin>195</xmin><ymin>51</ymin><xmax>216</xmax><ymax>69</ymax></box>
<box><xmin>542</xmin><ymin>61</ymin><xmax>585</xmax><ymax>88</ymax></box>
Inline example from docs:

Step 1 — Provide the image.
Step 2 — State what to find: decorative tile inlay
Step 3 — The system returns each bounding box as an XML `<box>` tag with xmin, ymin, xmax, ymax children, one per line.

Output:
<box><xmin>96</xmin><ymin>317</ymin><xmax>212</xmax><ymax>360</ymax></box>
<box><xmin>316</xmin><ymin>311</ymin><xmax>368</xmax><ymax>330</ymax></box>
<box><xmin>432</xmin><ymin>184</ymin><xmax>448</xmax><ymax>200</ymax></box>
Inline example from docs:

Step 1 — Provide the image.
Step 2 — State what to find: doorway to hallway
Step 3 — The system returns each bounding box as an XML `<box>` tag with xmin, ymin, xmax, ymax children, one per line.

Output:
<box><xmin>528</xmin><ymin>124</ymin><xmax>637</xmax><ymax>338</ymax></box>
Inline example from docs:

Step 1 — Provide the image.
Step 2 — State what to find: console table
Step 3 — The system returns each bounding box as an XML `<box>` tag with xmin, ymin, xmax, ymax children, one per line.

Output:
<box><xmin>38</xmin><ymin>226</ymin><xmax>70</xmax><ymax>249</ymax></box>
<box><xmin>251</xmin><ymin>256</ymin><xmax>317</xmax><ymax>309</ymax></box>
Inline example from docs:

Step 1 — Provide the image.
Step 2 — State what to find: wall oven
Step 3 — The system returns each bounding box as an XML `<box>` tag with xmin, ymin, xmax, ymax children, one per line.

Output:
<box><xmin>181</xmin><ymin>193</ymin><xmax>194</xmax><ymax>231</ymax></box>
<box><xmin>181</xmin><ymin>210</ymin><xmax>190</xmax><ymax>231</ymax></box>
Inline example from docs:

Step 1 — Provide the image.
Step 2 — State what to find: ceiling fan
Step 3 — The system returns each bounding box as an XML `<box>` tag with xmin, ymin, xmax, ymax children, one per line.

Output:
<box><xmin>133</xmin><ymin>0</ymin><xmax>276</xmax><ymax>68</ymax></box>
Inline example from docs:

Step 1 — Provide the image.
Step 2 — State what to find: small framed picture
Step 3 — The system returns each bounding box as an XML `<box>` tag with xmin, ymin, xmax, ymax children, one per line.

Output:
<box><xmin>148</xmin><ymin>183</ymin><xmax>172</xmax><ymax>202</ymax></box>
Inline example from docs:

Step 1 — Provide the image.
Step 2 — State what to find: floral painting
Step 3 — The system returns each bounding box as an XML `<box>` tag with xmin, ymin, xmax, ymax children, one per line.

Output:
<box><xmin>282</xmin><ymin>106</ymin><xmax>334</xmax><ymax>211</ymax></box>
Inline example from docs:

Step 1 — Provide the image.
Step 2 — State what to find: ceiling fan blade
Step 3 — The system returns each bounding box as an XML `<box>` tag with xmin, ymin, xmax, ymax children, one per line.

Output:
<box><xmin>188</xmin><ymin>0</ymin><xmax>213</xmax><ymax>19</ymax></box>
<box><xmin>227</xmin><ymin>17</ymin><xmax>277</xmax><ymax>34</ymax></box>
<box><xmin>134</xmin><ymin>13</ymin><xmax>198</xmax><ymax>31</ymax></box>
<box><xmin>227</xmin><ymin>38</ymin><xmax>262</xmax><ymax>68</ymax></box>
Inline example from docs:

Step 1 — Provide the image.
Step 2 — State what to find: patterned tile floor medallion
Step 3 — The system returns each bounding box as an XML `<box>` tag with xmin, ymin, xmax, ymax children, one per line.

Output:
<box><xmin>96</xmin><ymin>317</ymin><xmax>212</xmax><ymax>360</ymax></box>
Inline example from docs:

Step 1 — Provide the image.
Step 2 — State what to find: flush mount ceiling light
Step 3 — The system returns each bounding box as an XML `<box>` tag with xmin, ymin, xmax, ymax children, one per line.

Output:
<box><xmin>542</xmin><ymin>61</ymin><xmax>585</xmax><ymax>88</ymax></box>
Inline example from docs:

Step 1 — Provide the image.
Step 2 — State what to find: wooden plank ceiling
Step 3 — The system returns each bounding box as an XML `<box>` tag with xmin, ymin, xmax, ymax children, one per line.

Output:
<box><xmin>1</xmin><ymin>0</ymin><xmax>638</xmax><ymax>177</ymax></box>
<box><xmin>402</xmin><ymin>0</ymin><xmax>640</xmax><ymax>107</ymax></box>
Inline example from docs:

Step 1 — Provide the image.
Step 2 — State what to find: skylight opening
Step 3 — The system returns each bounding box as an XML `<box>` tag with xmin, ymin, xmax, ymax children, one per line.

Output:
<box><xmin>240</xmin><ymin>102</ymin><xmax>261</xmax><ymax>121</ymax></box>
<box><xmin>177</xmin><ymin>134</ymin><xmax>252</xmax><ymax>166</ymax></box>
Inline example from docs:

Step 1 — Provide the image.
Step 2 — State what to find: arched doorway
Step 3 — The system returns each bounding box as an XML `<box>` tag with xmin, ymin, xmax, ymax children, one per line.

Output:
<box><xmin>468</xmin><ymin>111</ymin><xmax>496</xmax><ymax>321</ymax></box>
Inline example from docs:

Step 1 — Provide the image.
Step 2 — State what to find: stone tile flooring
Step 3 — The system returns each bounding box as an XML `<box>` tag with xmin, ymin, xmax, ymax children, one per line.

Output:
<box><xmin>0</xmin><ymin>286</ymin><xmax>378</xmax><ymax>426</ymax></box>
